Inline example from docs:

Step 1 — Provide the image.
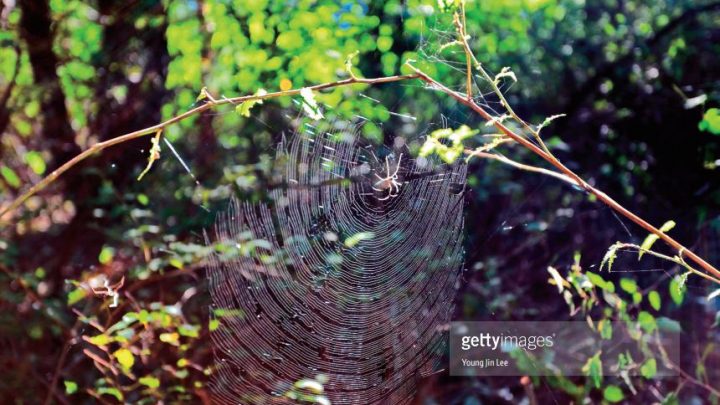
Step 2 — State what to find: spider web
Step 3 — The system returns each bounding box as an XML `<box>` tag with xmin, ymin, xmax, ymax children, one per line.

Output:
<box><xmin>206</xmin><ymin>120</ymin><xmax>466</xmax><ymax>404</ymax></box>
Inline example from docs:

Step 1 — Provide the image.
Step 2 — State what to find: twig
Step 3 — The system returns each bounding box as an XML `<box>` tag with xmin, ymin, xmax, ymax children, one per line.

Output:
<box><xmin>2</xmin><ymin>36</ymin><xmax>718</xmax><ymax>285</ymax></box>
<box><xmin>0</xmin><ymin>73</ymin><xmax>419</xmax><ymax>222</ymax></box>
<box><xmin>405</xmin><ymin>62</ymin><xmax>720</xmax><ymax>282</ymax></box>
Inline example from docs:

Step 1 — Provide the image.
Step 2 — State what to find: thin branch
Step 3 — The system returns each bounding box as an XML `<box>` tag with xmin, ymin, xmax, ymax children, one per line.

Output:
<box><xmin>2</xmin><ymin>42</ymin><xmax>718</xmax><ymax>286</ymax></box>
<box><xmin>0</xmin><ymin>73</ymin><xmax>419</xmax><ymax>221</ymax></box>
<box><xmin>406</xmin><ymin>62</ymin><xmax>720</xmax><ymax>282</ymax></box>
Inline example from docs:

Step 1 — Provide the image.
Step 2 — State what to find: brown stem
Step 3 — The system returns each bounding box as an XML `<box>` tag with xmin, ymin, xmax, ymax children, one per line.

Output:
<box><xmin>0</xmin><ymin>73</ymin><xmax>418</xmax><ymax>221</ymax></box>
<box><xmin>2</xmin><ymin>64</ymin><xmax>718</xmax><ymax>285</ymax></box>
<box><xmin>409</xmin><ymin>66</ymin><xmax>720</xmax><ymax>282</ymax></box>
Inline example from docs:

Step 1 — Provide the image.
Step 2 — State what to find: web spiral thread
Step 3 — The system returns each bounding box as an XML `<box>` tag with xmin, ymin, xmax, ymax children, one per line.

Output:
<box><xmin>207</xmin><ymin>124</ymin><xmax>466</xmax><ymax>404</ymax></box>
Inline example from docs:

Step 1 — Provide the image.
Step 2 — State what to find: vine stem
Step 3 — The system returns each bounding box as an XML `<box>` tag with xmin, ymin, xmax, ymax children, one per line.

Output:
<box><xmin>2</xmin><ymin>66</ymin><xmax>719</xmax><ymax>283</ymax></box>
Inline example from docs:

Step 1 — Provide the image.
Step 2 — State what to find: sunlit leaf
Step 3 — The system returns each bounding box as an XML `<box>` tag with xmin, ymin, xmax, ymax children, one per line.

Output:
<box><xmin>648</xmin><ymin>290</ymin><xmax>661</xmax><ymax>311</ymax></box>
<box><xmin>113</xmin><ymin>348</ymin><xmax>135</xmax><ymax>369</ymax></box>
<box><xmin>603</xmin><ymin>385</ymin><xmax>624</xmax><ymax>403</ymax></box>
<box><xmin>639</xmin><ymin>220</ymin><xmax>675</xmax><ymax>260</ymax></box>
<box><xmin>64</xmin><ymin>380</ymin><xmax>78</xmax><ymax>395</ymax></box>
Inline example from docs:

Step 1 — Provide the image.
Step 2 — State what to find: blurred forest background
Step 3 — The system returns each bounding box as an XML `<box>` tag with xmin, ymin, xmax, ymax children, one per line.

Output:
<box><xmin>1</xmin><ymin>0</ymin><xmax>720</xmax><ymax>403</ymax></box>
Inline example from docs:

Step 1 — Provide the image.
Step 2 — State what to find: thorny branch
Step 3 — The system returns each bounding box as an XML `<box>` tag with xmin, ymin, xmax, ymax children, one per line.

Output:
<box><xmin>1</xmin><ymin>11</ymin><xmax>719</xmax><ymax>285</ymax></box>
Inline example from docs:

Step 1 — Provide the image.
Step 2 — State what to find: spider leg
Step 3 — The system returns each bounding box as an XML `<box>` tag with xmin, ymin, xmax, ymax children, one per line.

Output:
<box><xmin>391</xmin><ymin>153</ymin><xmax>403</xmax><ymax>177</ymax></box>
<box><xmin>377</xmin><ymin>193</ymin><xmax>391</xmax><ymax>201</ymax></box>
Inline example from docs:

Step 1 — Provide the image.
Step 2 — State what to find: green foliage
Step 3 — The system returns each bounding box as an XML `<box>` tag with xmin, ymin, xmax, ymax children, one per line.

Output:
<box><xmin>638</xmin><ymin>220</ymin><xmax>675</xmax><ymax>260</ymax></box>
<box><xmin>698</xmin><ymin>108</ymin><xmax>720</xmax><ymax>135</ymax></box>
<box><xmin>603</xmin><ymin>385</ymin><xmax>624</xmax><ymax>403</ymax></box>
<box><xmin>420</xmin><ymin>125</ymin><xmax>478</xmax><ymax>163</ymax></box>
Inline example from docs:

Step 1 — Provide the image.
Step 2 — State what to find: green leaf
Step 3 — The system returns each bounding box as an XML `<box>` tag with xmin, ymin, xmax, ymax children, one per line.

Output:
<box><xmin>137</xmin><ymin>129</ymin><xmax>163</xmax><ymax>181</ymax></box>
<box><xmin>113</xmin><ymin>348</ymin><xmax>135</xmax><ymax>370</ymax></box>
<box><xmin>698</xmin><ymin>108</ymin><xmax>720</xmax><ymax>135</ymax></box>
<box><xmin>139</xmin><ymin>375</ymin><xmax>160</xmax><ymax>389</ymax></box>
<box><xmin>669</xmin><ymin>275</ymin><xmax>686</xmax><ymax>305</ymax></box>
<box><xmin>1</xmin><ymin>166</ymin><xmax>20</xmax><ymax>188</ymax></box>
<box><xmin>536</xmin><ymin>114</ymin><xmax>566</xmax><ymax>133</ymax></box>
<box><xmin>639</xmin><ymin>220</ymin><xmax>675</xmax><ymax>259</ymax></box>
<box><xmin>600</xmin><ymin>243</ymin><xmax>620</xmax><ymax>272</ymax></box>
<box><xmin>637</xmin><ymin>311</ymin><xmax>657</xmax><ymax>333</ymax></box>
<box><xmin>236</xmin><ymin>89</ymin><xmax>267</xmax><ymax>117</ymax></box>
<box><xmin>67</xmin><ymin>288</ymin><xmax>87</xmax><ymax>305</ymax></box>
<box><xmin>98</xmin><ymin>246</ymin><xmax>115</xmax><ymax>265</ymax></box>
<box><xmin>25</xmin><ymin>151</ymin><xmax>47</xmax><ymax>175</ymax></box>
<box><xmin>619</xmin><ymin>278</ymin><xmax>637</xmax><ymax>294</ymax></box>
<box><xmin>137</xmin><ymin>193</ymin><xmax>149</xmax><ymax>205</ymax></box>
<box><xmin>344</xmin><ymin>232</ymin><xmax>375</xmax><ymax>248</ymax></box>
<box><xmin>640</xmin><ymin>357</ymin><xmax>657</xmax><ymax>379</ymax></box>
<box><xmin>648</xmin><ymin>291</ymin><xmax>661</xmax><ymax>311</ymax></box>
<box><xmin>300</xmin><ymin>88</ymin><xmax>323</xmax><ymax>120</ymax></box>
<box><xmin>603</xmin><ymin>385</ymin><xmax>624</xmax><ymax>403</ymax></box>
<box><xmin>64</xmin><ymin>380</ymin><xmax>78</xmax><ymax>395</ymax></box>
<box><xmin>97</xmin><ymin>387</ymin><xmax>123</xmax><ymax>401</ymax></box>
<box><xmin>582</xmin><ymin>352</ymin><xmax>603</xmax><ymax>388</ymax></box>
<box><xmin>87</xmin><ymin>334</ymin><xmax>112</xmax><ymax>346</ymax></box>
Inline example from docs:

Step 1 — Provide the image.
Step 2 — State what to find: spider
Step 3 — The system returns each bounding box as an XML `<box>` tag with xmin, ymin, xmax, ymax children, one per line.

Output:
<box><xmin>372</xmin><ymin>153</ymin><xmax>404</xmax><ymax>201</ymax></box>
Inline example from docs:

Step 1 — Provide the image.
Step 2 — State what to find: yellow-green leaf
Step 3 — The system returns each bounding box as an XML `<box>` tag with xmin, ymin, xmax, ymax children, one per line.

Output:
<box><xmin>1</xmin><ymin>166</ymin><xmax>20</xmax><ymax>188</ymax></box>
<box><xmin>64</xmin><ymin>380</ymin><xmax>78</xmax><ymax>394</ymax></box>
<box><xmin>236</xmin><ymin>89</ymin><xmax>267</xmax><ymax>117</ymax></box>
<box><xmin>113</xmin><ymin>348</ymin><xmax>135</xmax><ymax>369</ymax></box>
<box><xmin>639</xmin><ymin>220</ymin><xmax>675</xmax><ymax>260</ymax></box>
<box><xmin>25</xmin><ymin>151</ymin><xmax>46</xmax><ymax>175</ymax></box>
<box><xmin>139</xmin><ymin>375</ymin><xmax>160</xmax><ymax>389</ymax></box>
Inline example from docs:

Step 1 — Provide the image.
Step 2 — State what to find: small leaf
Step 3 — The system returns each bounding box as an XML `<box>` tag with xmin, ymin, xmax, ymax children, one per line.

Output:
<box><xmin>637</xmin><ymin>311</ymin><xmax>657</xmax><ymax>333</ymax></box>
<box><xmin>620</xmin><ymin>278</ymin><xmax>638</xmax><ymax>294</ymax></box>
<box><xmin>603</xmin><ymin>385</ymin><xmax>624</xmax><ymax>403</ymax></box>
<box><xmin>114</xmin><ymin>348</ymin><xmax>135</xmax><ymax>370</ymax></box>
<box><xmin>600</xmin><ymin>243</ymin><xmax>620</xmax><ymax>272</ymax></box>
<box><xmin>160</xmin><ymin>332</ymin><xmax>180</xmax><ymax>346</ymax></box>
<box><xmin>25</xmin><ymin>151</ymin><xmax>47</xmax><ymax>175</ymax></box>
<box><xmin>640</xmin><ymin>357</ymin><xmax>657</xmax><ymax>379</ymax></box>
<box><xmin>547</xmin><ymin>266</ymin><xmax>566</xmax><ymax>293</ymax></box>
<box><xmin>345</xmin><ymin>50</ymin><xmax>360</xmax><ymax>78</ymax></box>
<box><xmin>98</xmin><ymin>246</ymin><xmax>115</xmax><ymax>265</ymax></box>
<box><xmin>493</xmin><ymin>67</ymin><xmax>517</xmax><ymax>86</ymax></box>
<box><xmin>87</xmin><ymin>334</ymin><xmax>112</xmax><ymax>346</ymax></box>
<box><xmin>582</xmin><ymin>352</ymin><xmax>603</xmax><ymax>388</ymax></box>
<box><xmin>97</xmin><ymin>387</ymin><xmax>123</xmax><ymax>401</ymax></box>
<box><xmin>139</xmin><ymin>375</ymin><xmax>160</xmax><ymax>389</ymax></box>
<box><xmin>536</xmin><ymin>114</ymin><xmax>566</xmax><ymax>133</ymax></box>
<box><xmin>669</xmin><ymin>274</ymin><xmax>686</xmax><ymax>305</ymax></box>
<box><xmin>1</xmin><ymin>166</ymin><xmax>20</xmax><ymax>188</ymax></box>
<box><xmin>64</xmin><ymin>380</ymin><xmax>78</xmax><ymax>395</ymax></box>
<box><xmin>235</xmin><ymin>89</ymin><xmax>267</xmax><ymax>117</ymax></box>
<box><xmin>195</xmin><ymin>86</ymin><xmax>208</xmax><ymax>102</ymax></box>
<box><xmin>137</xmin><ymin>129</ymin><xmax>163</xmax><ymax>181</ymax></box>
<box><xmin>300</xmin><ymin>88</ymin><xmax>323</xmax><ymax>120</ymax></box>
<box><xmin>67</xmin><ymin>288</ymin><xmax>87</xmax><ymax>305</ymax></box>
<box><xmin>648</xmin><ymin>291</ymin><xmax>661</xmax><ymax>311</ymax></box>
<box><xmin>698</xmin><ymin>108</ymin><xmax>720</xmax><ymax>135</ymax></box>
<box><xmin>639</xmin><ymin>220</ymin><xmax>675</xmax><ymax>260</ymax></box>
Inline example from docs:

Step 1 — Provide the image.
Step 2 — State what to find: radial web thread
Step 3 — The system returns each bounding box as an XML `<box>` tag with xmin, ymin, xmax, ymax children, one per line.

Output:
<box><xmin>207</xmin><ymin>124</ymin><xmax>466</xmax><ymax>404</ymax></box>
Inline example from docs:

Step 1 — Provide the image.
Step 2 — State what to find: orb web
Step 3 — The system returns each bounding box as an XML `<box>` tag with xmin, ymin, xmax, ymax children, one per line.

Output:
<box><xmin>206</xmin><ymin>122</ymin><xmax>466</xmax><ymax>404</ymax></box>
